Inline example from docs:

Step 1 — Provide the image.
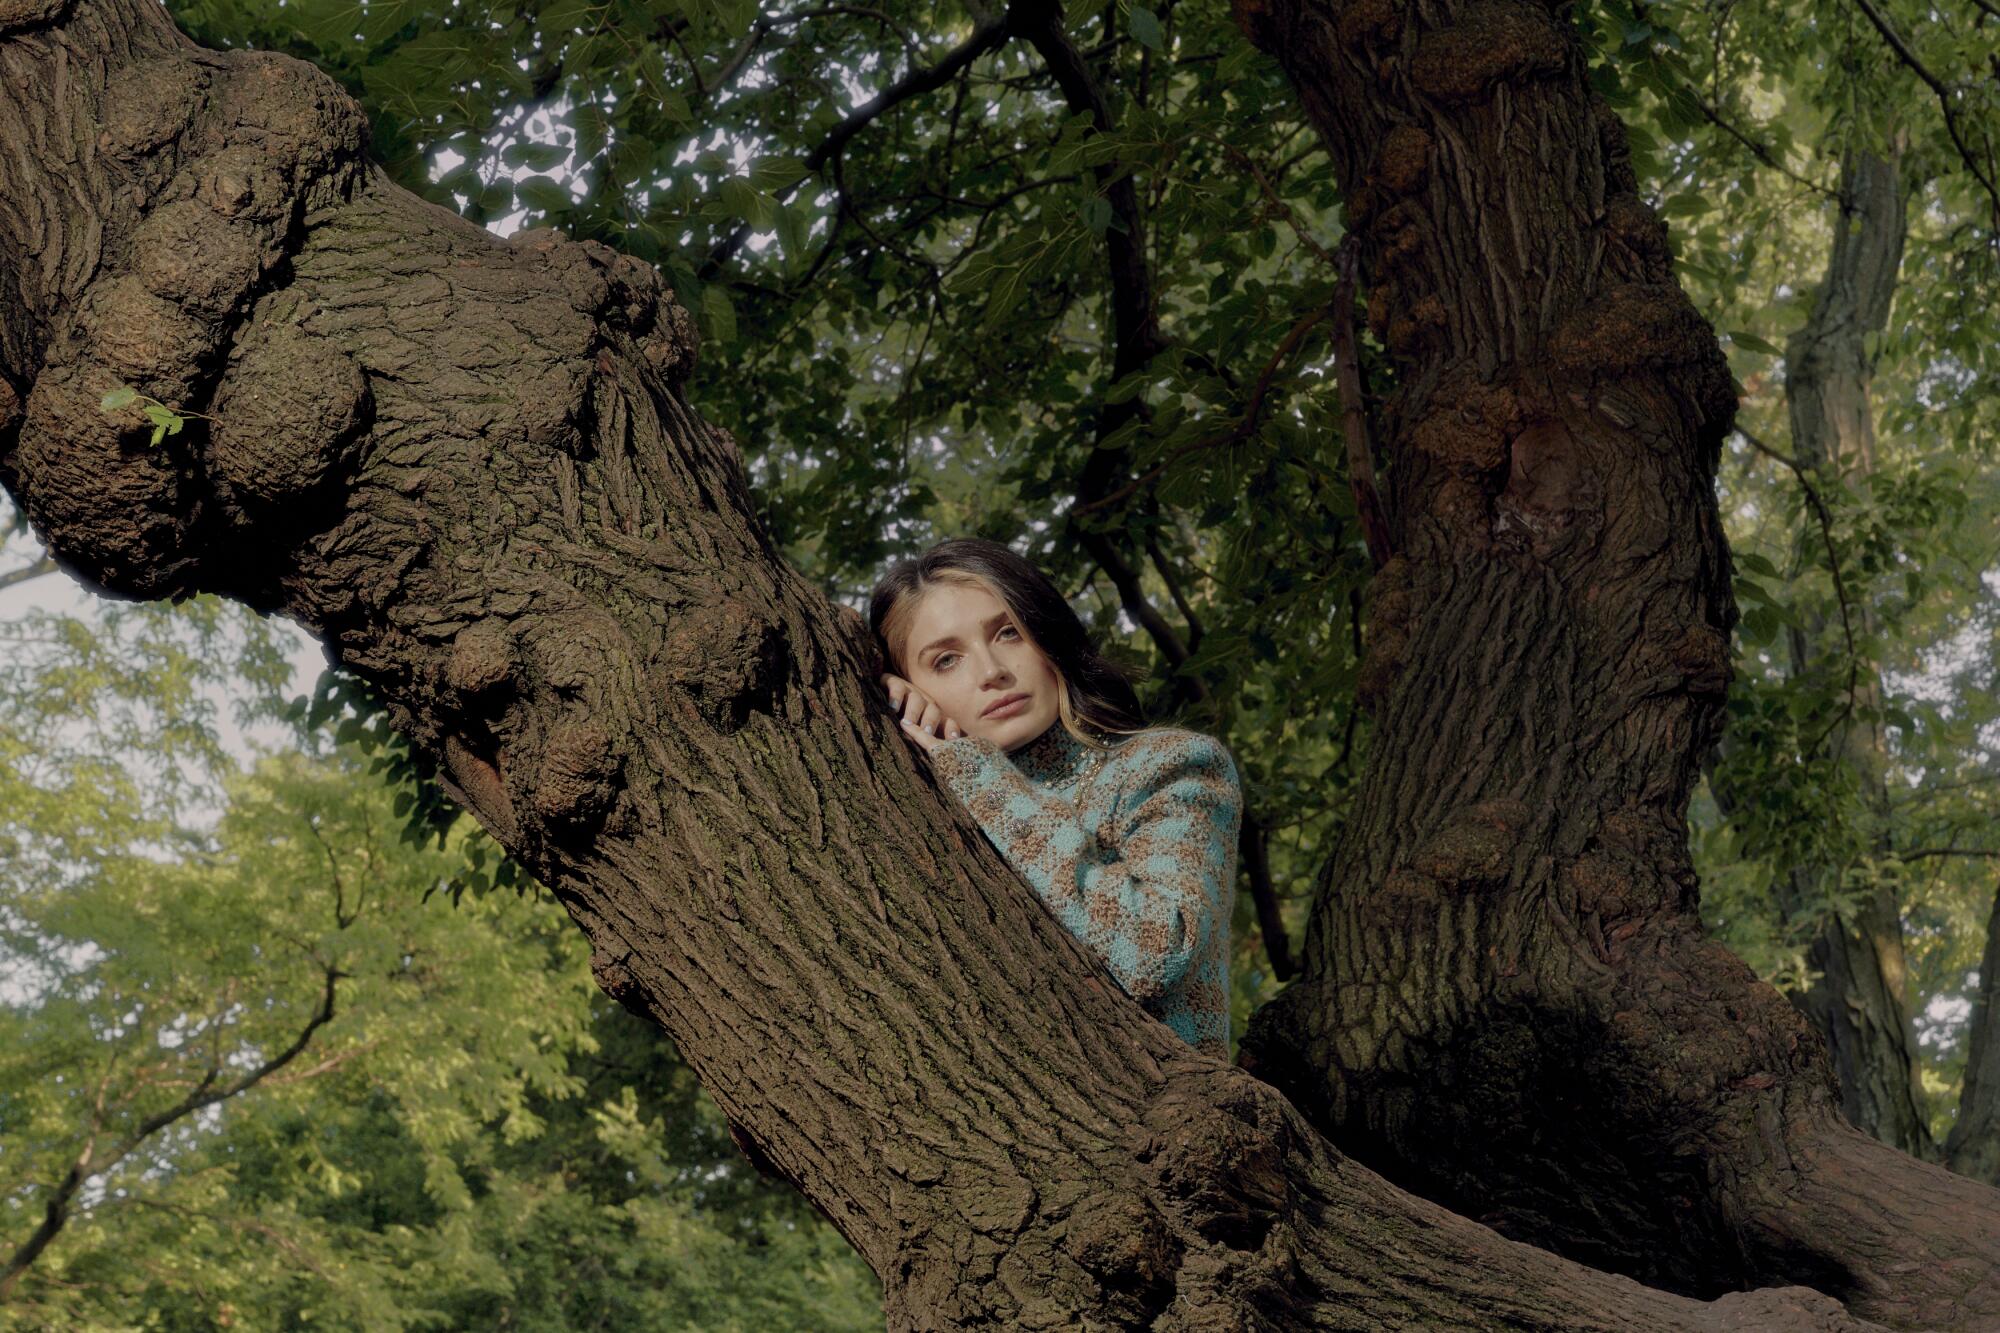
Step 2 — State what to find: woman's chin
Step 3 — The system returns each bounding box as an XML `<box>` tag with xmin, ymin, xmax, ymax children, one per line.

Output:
<box><xmin>981</xmin><ymin>709</ymin><xmax>1051</xmax><ymax>749</ymax></box>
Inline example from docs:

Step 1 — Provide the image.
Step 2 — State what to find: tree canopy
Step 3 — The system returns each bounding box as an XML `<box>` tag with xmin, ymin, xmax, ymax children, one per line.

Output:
<box><xmin>159</xmin><ymin>0</ymin><xmax>2000</xmax><ymax>1142</ymax></box>
<box><xmin>3</xmin><ymin>0</ymin><xmax>2000</xmax><ymax>1325</ymax></box>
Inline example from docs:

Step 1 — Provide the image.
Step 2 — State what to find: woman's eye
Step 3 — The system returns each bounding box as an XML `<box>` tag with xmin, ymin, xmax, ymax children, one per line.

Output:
<box><xmin>934</xmin><ymin>654</ymin><xmax>957</xmax><ymax>670</ymax></box>
<box><xmin>998</xmin><ymin>626</ymin><xmax>1020</xmax><ymax>641</ymax></box>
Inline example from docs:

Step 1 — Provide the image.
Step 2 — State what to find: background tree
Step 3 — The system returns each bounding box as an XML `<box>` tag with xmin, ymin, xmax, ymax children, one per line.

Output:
<box><xmin>1597</xmin><ymin>0</ymin><xmax>2000</xmax><ymax>1163</ymax></box>
<box><xmin>0</xmin><ymin>562</ymin><xmax>881</xmax><ymax>1327</ymax></box>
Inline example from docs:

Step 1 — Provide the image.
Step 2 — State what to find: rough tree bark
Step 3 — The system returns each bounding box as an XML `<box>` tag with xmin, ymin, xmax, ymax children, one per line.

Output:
<box><xmin>1947</xmin><ymin>877</ymin><xmax>2000</xmax><ymax>1183</ymax></box>
<box><xmin>0</xmin><ymin>0</ymin><xmax>1880</xmax><ymax>1327</ymax></box>
<box><xmin>1779</xmin><ymin>148</ymin><xmax>1933</xmax><ymax>1159</ymax></box>
<box><xmin>1230</xmin><ymin>0</ymin><xmax>2000</xmax><ymax>1327</ymax></box>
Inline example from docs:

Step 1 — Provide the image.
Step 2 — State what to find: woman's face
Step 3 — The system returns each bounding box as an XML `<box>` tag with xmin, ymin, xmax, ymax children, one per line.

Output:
<box><xmin>898</xmin><ymin>580</ymin><xmax>1062</xmax><ymax>751</ymax></box>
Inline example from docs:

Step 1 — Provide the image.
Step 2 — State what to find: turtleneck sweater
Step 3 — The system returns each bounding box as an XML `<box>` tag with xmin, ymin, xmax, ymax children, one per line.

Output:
<box><xmin>928</xmin><ymin>721</ymin><xmax>1242</xmax><ymax>1060</ymax></box>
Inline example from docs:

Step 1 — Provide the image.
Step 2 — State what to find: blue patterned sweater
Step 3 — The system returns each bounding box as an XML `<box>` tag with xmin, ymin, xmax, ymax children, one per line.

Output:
<box><xmin>929</xmin><ymin>722</ymin><xmax>1242</xmax><ymax>1060</ymax></box>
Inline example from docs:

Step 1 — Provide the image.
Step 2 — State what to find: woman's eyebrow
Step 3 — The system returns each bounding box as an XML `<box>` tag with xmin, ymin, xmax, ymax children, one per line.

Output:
<box><xmin>916</xmin><ymin>612</ymin><xmax>1009</xmax><ymax>661</ymax></box>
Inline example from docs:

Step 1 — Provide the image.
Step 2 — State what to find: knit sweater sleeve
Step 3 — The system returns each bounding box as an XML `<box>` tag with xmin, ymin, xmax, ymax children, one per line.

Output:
<box><xmin>928</xmin><ymin>730</ymin><xmax>1241</xmax><ymax>1005</ymax></box>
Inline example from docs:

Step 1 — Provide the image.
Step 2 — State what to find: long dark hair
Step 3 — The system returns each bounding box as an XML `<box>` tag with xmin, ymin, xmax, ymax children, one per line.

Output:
<box><xmin>868</xmin><ymin>538</ymin><xmax>1149</xmax><ymax>746</ymax></box>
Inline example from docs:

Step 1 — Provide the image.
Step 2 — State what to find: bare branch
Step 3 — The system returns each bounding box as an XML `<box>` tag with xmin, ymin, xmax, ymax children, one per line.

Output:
<box><xmin>1736</xmin><ymin>426</ymin><xmax>1862</xmax><ymax>750</ymax></box>
<box><xmin>0</xmin><ymin>557</ymin><xmax>57</xmax><ymax>593</ymax></box>
<box><xmin>0</xmin><ymin>964</ymin><xmax>347</xmax><ymax>1295</ymax></box>
<box><xmin>1073</xmin><ymin>301</ymin><xmax>1334</xmax><ymax>515</ymax></box>
<box><xmin>1851</xmin><ymin>0</ymin><xmax>2000</xmax><ymax>238</ymax></box>
<box><xmin>1897</xmin><ymin>847</ymin><xmax>2000</xmax><ymax>862</ymax></box>
<box><xmin>702</xmin><ymin>16</ymin><xmax>1014</xmax><ymax>276</ymax></box>
<box><xmin>1693</xmin><ymin>94</ymin><xmax>1837</xmax><ymax>199</ymax></box>
<box><xmin>1331</xmin><ymin>240</ymin><xmax>1392</xmax><ymax>570</ymax></box>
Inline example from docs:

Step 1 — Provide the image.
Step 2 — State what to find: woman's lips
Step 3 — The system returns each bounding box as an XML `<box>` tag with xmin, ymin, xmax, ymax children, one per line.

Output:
<box><xmin>983</xmin><ymin>694</ymin><xmax>1029</xmax><ymax>718</ymax></box>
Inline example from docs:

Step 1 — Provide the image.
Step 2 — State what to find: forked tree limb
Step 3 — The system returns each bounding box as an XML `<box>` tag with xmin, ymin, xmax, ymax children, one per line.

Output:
<box><xmin>0</xmin><ymin>0</ymin><xmax>1953</xmax><ymax>1327</ymax></box>
<box><xmin>1230</xmin><ymin>1</ymin><xmax>2000</xmax><ymax>1328</ymax></box>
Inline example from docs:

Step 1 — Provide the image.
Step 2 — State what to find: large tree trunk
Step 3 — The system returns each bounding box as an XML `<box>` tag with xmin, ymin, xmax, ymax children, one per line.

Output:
<box><xmin>1229</xmin><ymin>0</ymin><xmax>2000</xmax><ymax>1327</ymax></box>
<box><xmin>1779</xmin><ymin>149</ymin><xmax>1932</xmax><ymax>1159</ymax></box>
<box><xmin>0</xmin><ymin>0</ymin><xmax>1886</xmax><ymax>1327</ymax></box>
<box><xmin>1946</xmin><ymin>879</ymin><xmax>2000</xmax><ymax>1183</ymax></box>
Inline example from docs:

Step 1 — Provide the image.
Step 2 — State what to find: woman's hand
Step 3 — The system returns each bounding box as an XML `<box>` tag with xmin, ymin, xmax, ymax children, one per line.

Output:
<box><xmin>880</xmin><ymin>672</ymin><xmax>965</xmax><ymax>754</ymax></box>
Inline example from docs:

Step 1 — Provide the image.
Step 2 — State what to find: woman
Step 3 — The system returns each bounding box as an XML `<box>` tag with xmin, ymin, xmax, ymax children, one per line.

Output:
<box><xmin>869</xmin><ymin>537</ymin><xmax>1242</xmax><ymax>1061</ymax></box>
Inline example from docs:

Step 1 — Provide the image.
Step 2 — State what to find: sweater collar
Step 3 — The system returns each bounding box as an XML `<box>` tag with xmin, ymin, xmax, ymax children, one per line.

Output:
<box><xmin>1006</xmin><ymin>722</ymin><xmax>1107</xmax><ymax>787</ymax></box>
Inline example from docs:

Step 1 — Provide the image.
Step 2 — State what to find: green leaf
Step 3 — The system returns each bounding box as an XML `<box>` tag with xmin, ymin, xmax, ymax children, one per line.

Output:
<box><xmin>1730</xmin><ymin>330</ymin><xmax>1784</xmax><ymax>356</ymax></box>
<box><xmin>1739</xmin><ymin>605</ymin><xmax>1782</xmax><ymax>647</ymax></box>
<box><xmin>718</xmin><ymin>177</ymin><xmax>778</xmax><ymax>230</ymax></box>
<box><xmin>702</xmin><ymin>284</ymin><xmax>737</xmax><ymax>344</ymax></box>
<box><xmin>515</xmin><ymin>174</ymin><xmax>574</xmax><ymax>214</ymax></box>
<box><xmin>774</xmin><ymin>200</ymin><xmax>807</xmax><ymax>270</ymax></box>
<box><xmin>1104</xmin><ymin>370</ymin><xmax>1150</xmax><ymax>404</ymax></box>
<box><xmin>99</xmin><ymin>386</ymin><xmax>139</xmax><ymax>411</ymax></box>
<box><xmin>982</xmin><ymin>265</ymin><xmax>1028</xmax><ymax>327</ymax></box>
<box><xmin>1130</xmin><ymin>6</ymin><xmax>1165</xmax><ymax>50</ymax></box>
<box><xmin>1732</xmin><ymin>577</ymin><xmax>1776</xmax><ymax>607</ymax></box>
<box><xmin>748</xmin><ymin>155</ymin><xmax>809</xmax><ymax>193</ymax></box>
<box><xmin>477</xmin><ymin>178</ymin><xmax>516</xmax><ymax>217</ymax></box>
<box><xmin>657</xmin><ymin>86</ymin><xmax>692</xmax><ymax>125</ymax></box>
<box><xmin>624</xmin><ymin>224</ymin><xmax>661</xmax><ymax>263</ymax></box>
<box><xmin>504</xmin><ymin>140</ymin><xmax>568</xmax><ymax>171</ymax></box>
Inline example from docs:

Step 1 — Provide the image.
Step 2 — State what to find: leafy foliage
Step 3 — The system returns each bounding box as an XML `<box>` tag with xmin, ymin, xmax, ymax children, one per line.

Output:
<box><xmin>164</xmin><ymin>0</ymin><xmax>1385</xmax><ymax>1028</ymax></box>
<box><xmin>153</xmin><ymin>0</ymin><xmax>2000</xmax><ymax>1122</ymax></box>
<box><xmin>0</xmin><ymin>0</ymin><xmax>1996</xmax><ymax>1316</ymax></box>
<box><xmin>0</xmin><ymin>524</ymin><xmax>880</xmax><ymax>1328</ymax></box>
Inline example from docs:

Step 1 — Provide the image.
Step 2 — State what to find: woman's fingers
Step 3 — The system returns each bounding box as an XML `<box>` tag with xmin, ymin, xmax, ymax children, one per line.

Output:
<box><xmin>879</xmin><ymin>673</ymin><xmax>961</xmax><ymax>750</ymax></box>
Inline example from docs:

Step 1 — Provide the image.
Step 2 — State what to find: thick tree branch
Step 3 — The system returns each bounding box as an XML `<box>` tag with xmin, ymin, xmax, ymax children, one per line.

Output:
<box><xmin>1008</xmin><ymin>0</ymin><xmax>1165</xmax><ymax>387</ymax></box>
<box><xmin>1947</xmin><ymin>874</ymin><xmax>2000</xmax><ymax>1182</ymax></box>
<box><xmin>1231</xmin><ymin>0</ymin><xmax>2000</xmax><ymax>1323</ymax></box>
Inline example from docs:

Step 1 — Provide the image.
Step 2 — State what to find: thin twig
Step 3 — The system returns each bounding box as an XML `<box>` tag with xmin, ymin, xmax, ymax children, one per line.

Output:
<box><xmin>1897</xmin><ymin>847</ymin><xmax>2000</xmax><ymax>861</ymax></box>
<box><xmin>0</xmin><ymin>557</ymin><xmax>57</xmax><ymax>593</ymax></box>
<box><xmin>1071</xmin><ymin>302</ymin><xmax>1335</xmax><ymax>515</ymax></box>
<box><xmin>1693</xmin><ymin>94</ymin><xmax>1836</xmax><ymax>198</ymax></box>
<box><xmin>1737</xmin><ymin>427</ymin><xmax>1861</xmax><ymax>752</ymax></box>
<box><xmin>702</xmin><ymin>16</ymin><xmax>1013</xmax><ymax>276</ymax></box>
<box><xmin>0</xmin><ymin>964</ymin><xmax>347</xmax><ymax>1296</ymax></box>
<box><xmin>1335</xmin><ymin>586</ymin><xmax>1365</xmax><ymax>772</ymax></box>
<box><xmin>1145</xmin><ymin>529</ymin><xmax>1203</xmax><ymax>652</ymax></box>
<box><xmin>1851</xmin><ymin>0</ymin><xmax>2000</xmax><ymax>238</ymax></box>
<box><xmin>1332</xmin><ymin>239</ymin><xmax>1392</xmax><ymax>569</ymax></box>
